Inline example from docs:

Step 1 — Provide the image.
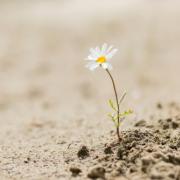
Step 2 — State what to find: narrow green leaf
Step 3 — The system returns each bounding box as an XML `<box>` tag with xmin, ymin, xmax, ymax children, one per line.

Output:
<box><xmin>108</xmin><ymin>99</ymin><xmax>117</xmax><ymax>111</ymax></box>
<box><xmin>119</xmin><ymin>92</ymin><xmax>127</xmax><ymax>105</ymax></box>
<box><xmin>119</xmin><ymin>109</ymin><xmax>133</xmax><ymax>117</ymax></box>
<box><xmin>108</xmin><ymin>113</ymin><xmax>113</xmax><ymax>119</ymax></box>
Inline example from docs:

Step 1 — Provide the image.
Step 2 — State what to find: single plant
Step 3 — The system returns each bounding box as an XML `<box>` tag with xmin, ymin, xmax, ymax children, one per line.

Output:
<box><xmin>85</xmin><ymin>43</ymin><xmax>132</xmax><ymax>143</ymax></box>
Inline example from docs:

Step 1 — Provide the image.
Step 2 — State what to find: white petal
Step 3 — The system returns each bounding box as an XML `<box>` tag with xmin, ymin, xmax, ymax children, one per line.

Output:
<box><xmin>85</xmin><ymin>55</ymin><xmax>96</xmax><ymax>61</ymax></box>
<box><xmin>101</xmin><ymin>62</ymin><xmax>108</xmax><ymax>69</ymax></box>
<box><xmin>101</xmin><ymin>62</ymin><xmax>113</xmax><ymax>70</ymax></box>
<box><xmin>89</xmin><ymin>48</ymin><xmax>98</xmax><ymax>58</ymax></box>
<box><xmin>107</xmin><ymin>63</ymin><xmax>113</xmax><ymax>70</ymax></box>
<box><xmin>106</xmin><ymin>49</ymin><xmax>118</xmax><ymax>59</ymax></box>
<box><xmin>86</xmin><ymin>62</ymin><xmax>99</xmax><ymax>71</ymax></box>
<box><xmin>106</xmin><ymin>45</ymin><xmax>113</xmax><ymax>54</ymax></box>
<box><xmin>95</xmin><ymin>46</ymin><xmax>101</xmax><ymax>56</ymax></box>
<box><xmin>101</xmin><ymin>43</ymin><xmax>107</xmax><ymax>55</ymax></box>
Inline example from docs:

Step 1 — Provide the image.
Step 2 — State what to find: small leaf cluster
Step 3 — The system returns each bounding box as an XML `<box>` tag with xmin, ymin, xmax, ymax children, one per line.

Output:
<box><xmin>108</xmin><ymin>93</ymin><xmax>133</xmax><ymax>127</ymax></box>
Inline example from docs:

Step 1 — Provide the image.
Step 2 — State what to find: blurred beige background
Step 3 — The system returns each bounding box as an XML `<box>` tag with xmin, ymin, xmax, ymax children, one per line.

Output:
<box><xmin>0</xmin><ymin>0</ymin><xmax>180</xmax><ymax>179</ymax></box>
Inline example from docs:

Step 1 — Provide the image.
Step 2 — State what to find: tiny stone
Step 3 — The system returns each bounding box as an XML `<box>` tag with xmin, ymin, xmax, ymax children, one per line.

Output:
<box><xmin>94</xmin><ymin>155</ymin><xmax>99</xmax><ymax>159</ymax></box>
<box><xmin>166</xmin><ymin>118</ymin><xmax>172</xmax><ymax>122</ymax></box>
<box><xmin>169</xmin><ymin>144</ymin><xmax>177</xmax><ymax>150</ymax></box>
<box><xmin>129</xmin><ymin>167</ymin><xmax>136</xmax><ymax>173</ymax></box>
<box><xmin>24</xmin><ymin>157</ymin><xmax>30</xmax><ymax>164</ymax></box>
<box><xmin>88</xmin><ymin>167</ymin><xmax>106</xmax><ymax>179</ymax></box>
<box><xmin>77</xmin><ymin>145</ymin><xmax>89</xmax><ymax>159</ymax></box>
<box><xmin>104</xmin><ymin>146</ymin><xmax>113</xmax><ymax>154</ymax></box>
<box><xmin>134</xmin><ymin>120</ymin><xmax>146</xmax><ymax>127</ymax></box>
<box><xmin>146</xmin><ymin>148</ymin><xmax>153</xmax><ymax>153</ymax></box>
<box><xmin>168</xmin><ymin>173</ymin><xmax>175</xmax><ymax>178</ymax></box>
<box><xmin>163</xmin><ymin>124</ymin><xmax>169</xmax><ymax>130</ymax></box>
<box><xmin>172</xmin><ymin>121</ymin><xmax>179</xmax><ymax>129</ymax></box>
<box><xmin>70</xmin><ymin>167</ymin><xmax>82</xmax><ymax>176</ymax></box>
<box><xmin>157</xmin><ymin>103</ymin><xmax>163</xmax><ymax>109</ymax></box>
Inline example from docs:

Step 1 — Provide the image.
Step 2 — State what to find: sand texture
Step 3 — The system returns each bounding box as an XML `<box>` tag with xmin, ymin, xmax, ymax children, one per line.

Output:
<box><xmin>0</xmin><ymin>1</ymin><xmax>180</xmax><ymax>179</ymax></box>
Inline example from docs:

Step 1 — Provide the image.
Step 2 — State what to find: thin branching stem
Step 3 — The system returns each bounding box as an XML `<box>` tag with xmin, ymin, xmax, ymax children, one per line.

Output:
<box><xmin>106</xmin><ymin>69</ymin><xmax>121</xmax><ymax>142</ymax></box>
<box><xmin>119</xmin><ymin>92</ymin><xmax>126</xmax><ymax>106</ymax></box>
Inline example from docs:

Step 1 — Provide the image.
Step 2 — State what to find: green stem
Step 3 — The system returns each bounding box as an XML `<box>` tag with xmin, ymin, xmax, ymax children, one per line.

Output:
<box><xmin>106</xmin><ymin>69</ymin><xmax>121</xmax><ymax>143</ymax></box>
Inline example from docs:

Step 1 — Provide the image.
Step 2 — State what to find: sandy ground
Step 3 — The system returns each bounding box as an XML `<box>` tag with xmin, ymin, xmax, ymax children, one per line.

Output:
<box><xmin>0</xmin><ymin>0</ymin><xmax>180</xmax><ymax>179</ymax></box>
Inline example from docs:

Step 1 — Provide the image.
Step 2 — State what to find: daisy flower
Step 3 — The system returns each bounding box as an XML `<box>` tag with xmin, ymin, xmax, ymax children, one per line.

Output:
<box><xmin>85</xmin><ymin>43</ymin><xmax>118</xmax><ymax>71</ymax></box>
<box><xmin>85</xmin><ymin>44</ymin><xmax>132</xmax><ymax>143</ymax></box>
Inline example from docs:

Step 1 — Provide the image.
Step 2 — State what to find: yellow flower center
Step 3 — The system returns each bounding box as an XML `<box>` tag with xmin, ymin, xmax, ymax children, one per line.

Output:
<box><xmin>96</xmin><ymin>56</ymin><xmax>106</xmax><ymax>63</ymax></box>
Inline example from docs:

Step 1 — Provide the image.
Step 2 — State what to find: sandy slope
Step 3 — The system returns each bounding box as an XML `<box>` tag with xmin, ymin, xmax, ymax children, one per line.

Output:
<box><xmin>0</xmin><ymin>0</ymin><xmax>180</xmax><ymax>179</ymax></box>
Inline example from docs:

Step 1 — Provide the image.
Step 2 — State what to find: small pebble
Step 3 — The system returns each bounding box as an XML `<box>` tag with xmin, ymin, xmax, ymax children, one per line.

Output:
<box><xmin>70</xmin><ymin>167</ymin><xmax>82</xmax><ymax>176</ymax></box>
<box><xmin>88</xmin><ymin>167</ymin><xmax>106</xmax><ymax>179</ymax></box>
<box><xmin>104</xmin><ymin>146</ymin><xmax>113</xmax><ymax>154</ymax></box>
<box><xmin>77</xmin><ymin>145</ymin><xmax>89</xmax><ymax>159</ymax></box>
